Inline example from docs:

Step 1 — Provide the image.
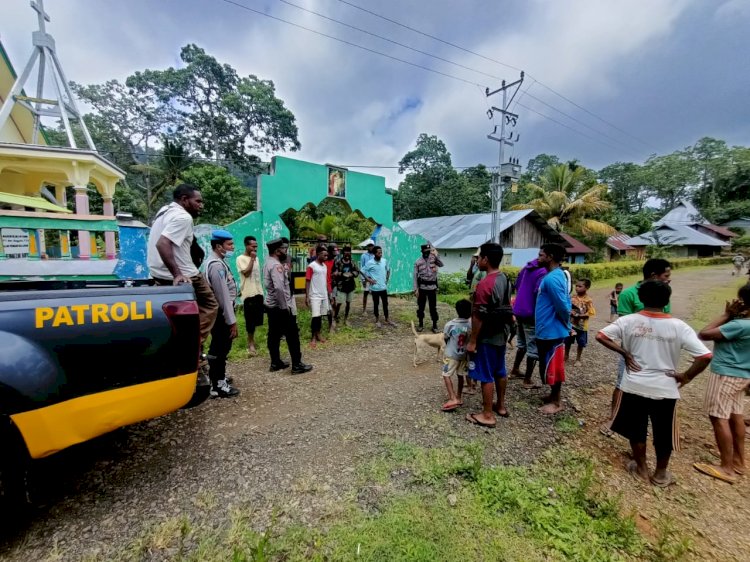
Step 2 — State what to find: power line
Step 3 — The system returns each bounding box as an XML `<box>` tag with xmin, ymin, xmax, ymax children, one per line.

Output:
<box><xmin>216</xmin><ymin>0</ymin><xmax>485</xmax><ymax>88</ymax></box>
<box><xmin>274</xmin><ymin>0</ymin><xmax>645</xmax><ymax>155</ymax></box>
<box><xmin>333</xmin><ymin>0</ymin><xmax>657</xmax><ymax>151</ymax></box>
<box><xmin>219</xmin><ymin>0</ymin><xmax>646</xmax><ymax>156</ymax></box>
<box><xmin>273</xmin><ymin>0</ymin><xmax>501</xmax><ymax>82</ymax></box>
<box><xmin>515</xmin><ymin>101</ymin><xmax>631</xmax><ymax>155</ymax></box>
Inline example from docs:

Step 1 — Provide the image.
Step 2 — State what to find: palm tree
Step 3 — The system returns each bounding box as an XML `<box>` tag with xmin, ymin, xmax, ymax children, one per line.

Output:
<box><xmin>512</xmin><ymin>164</ymin><xmax>615</xmax><ymax>235</ymax></box>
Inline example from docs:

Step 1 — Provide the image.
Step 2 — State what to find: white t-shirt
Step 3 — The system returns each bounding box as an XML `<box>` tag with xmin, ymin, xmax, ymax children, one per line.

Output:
<box><xmin>306</xmin><ymin>260</ymin><xmax>329</xmax><ymax>299</ymax></box>
<box><xmin>147</xmin><ymin>203</ymin><xmax>198</xmax><ymax>279</ymax></box>
<box><xmin>599</xmin><ymin>311</ymin><xmax>712</xmax><ymax>399</ymax></box>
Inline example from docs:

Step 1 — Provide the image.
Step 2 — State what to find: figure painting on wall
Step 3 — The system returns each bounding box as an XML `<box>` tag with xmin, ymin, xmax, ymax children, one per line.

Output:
<box><xmin>328</xmin><ymin>168</ymin><xmax>346</xmax><ymax>199</ymax></box>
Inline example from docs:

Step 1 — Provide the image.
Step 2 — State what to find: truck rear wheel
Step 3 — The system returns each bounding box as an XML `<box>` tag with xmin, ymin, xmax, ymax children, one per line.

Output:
<box><xmin>0</xmin><ymin>417</ymin><xmax>31</xmax><ymax>530</ymax></box>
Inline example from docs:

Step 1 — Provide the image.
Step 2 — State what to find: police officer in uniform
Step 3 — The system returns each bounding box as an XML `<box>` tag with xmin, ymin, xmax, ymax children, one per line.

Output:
<box><xmin>263</xmin><ymin>237</ymin><xmax>313</xmax><ymax>374</ymax></box>
<box><xmin>414</xmin><ymin>243</ymin><xmax>443</xmax><ymax>333</ymax></box>
<box><xmin>204</xmin><ymin>229</ymin><xmax>240</xmax><ymax>398</ymax></box>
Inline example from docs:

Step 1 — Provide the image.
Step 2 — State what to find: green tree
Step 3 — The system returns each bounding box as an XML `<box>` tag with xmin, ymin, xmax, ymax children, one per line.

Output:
<box><xmin>180</xmin><ymin>163</ymin><xmax>254</xmax><ymax>225</ymax></box>
<box><xmin>522</xmin><ymin>153</ymin><xmax>561</xmax><ymax>184</ymax></box>
<box><xmin>512</xmin><ymin>164</ymin><xmax>614</xmax><ymax>235</ymax></box>
<box><xmin>394</xmin><ymin>134</ymin><xmax>491</xmax><ymax>220</ymax></box>
<box><xmin>642</xmin><ymin>150</ymin><xmax>699</xmax><ymax>212</ymax></box>
<box><xmin>598</xmin><ymin>162</ymin><xmax>648</xmax><ymax>213</ymax></box>
<box><xmin>126</xmin><ymin>44</ymin><xmax>300</xmax><ymax>168</ymax></box>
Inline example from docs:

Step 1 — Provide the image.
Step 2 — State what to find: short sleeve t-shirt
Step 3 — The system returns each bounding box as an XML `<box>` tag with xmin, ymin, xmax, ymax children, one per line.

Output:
<box><xmin>618</xmin><ymin>282</ymin><xmax>671</xmax><ymax>316</ymax></box>
<box><xmin>362</xmin><ymin>258</ymin><xmax>389</xmax><ymax>291</ymax></box>
<box><xmin>443</xmin><ymin>317</ymin><xmax>471</xmax><ymax>360</ymax></box>
<box><xmin>305</xmin><ymin>261</ymin><xmax>329</xmax><ymax>299</ymax></box>
<box><xmin>236</xmin><ymin>254</ymin><xmax>263</xmax><ymax>300</ymax></box>
<box><xmin>473</xmin><ymin>271</ymin><xmax>508</xmax><ymax>346</ymax></box>
<box><xmin>571</xmin><ymin>294</ymin><xmax>595</xmax><ymax>331</ymax></box>
<box><xmin>598</xmin><ymin>311</ymin><xmax>712</xmax><ymax>399</ymax></box>
<box><xmin>147</xmin><ymin>203</ymin><xmax>198</xmax><ymax>279</ymax></box>
<box><xmin>712</xmin><ymin>319</ymin><xmax>750</xmax><ymax>379</ymax></box>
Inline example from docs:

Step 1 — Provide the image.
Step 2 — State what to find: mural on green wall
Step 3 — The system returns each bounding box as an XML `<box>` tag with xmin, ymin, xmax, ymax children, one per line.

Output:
<box><xmin>196</xmin><ymin>156</ymin><xmax>427</xmax><ymax>294</ymax></box>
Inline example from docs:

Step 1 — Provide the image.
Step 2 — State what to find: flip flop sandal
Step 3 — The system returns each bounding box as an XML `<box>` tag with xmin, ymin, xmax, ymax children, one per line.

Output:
<box><xmin>465</xmin><ymin>413</ymin><xmax>496</xmax><ymax>428</ymax></box>
<box><xmin>694</xmin><ymin>463</ymin><xmax>736</xmax><ymax>484</ymax></box>
<box><xmin>650</xmin><ymin>472</ymin><xmax>675</xmax><ymax>488</ymax></box>
<box><xmin>441</xmin><ymin>403</ymin><xmax>461</xmax><ymax>412</ymax></box>
<box><xmin>735</xmin><ymin>467</ymin><xmax>745</xmax><ymax>476</ymax></box>
<box><xmin>492</xmin><ymin>405</ymin><xmax>510</xmax><ymax>417</ymax></box>
<box><xmin>599</xmin><ymin>425</ymin><xmax>614</xmax><ymax>438</ymax></box>
<box><xmin>522</xmin><ymin>382</ymin><xmax>542</xmax><ymax>390</ymax></box>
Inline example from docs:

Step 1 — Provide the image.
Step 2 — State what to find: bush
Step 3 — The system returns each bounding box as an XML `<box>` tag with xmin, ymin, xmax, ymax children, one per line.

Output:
<box><xmin>567</xmin><ymin>256</ymin><xmax>732</xmax><ymax>283</ymax></box>
<box><xmin>437</xmin><ymin>257</ymin><xmax>732</xmax><ymax>294</ymax></box>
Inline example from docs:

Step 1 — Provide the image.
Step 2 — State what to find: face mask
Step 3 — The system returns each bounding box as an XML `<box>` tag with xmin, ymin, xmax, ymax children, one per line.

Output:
<box><xmin>422</xmin><ymin>252</ymin><xmax>430</xmax><ymax>259</ymax></box>
<box><xmin>224</xmin><ymin>250</ymin><xmax>234</xmax><ymax>258</ymax></box>
<box><xmin>278</xmin><ymin>253</ymin><xmax>287</xmax><ymax>262</ymax></box>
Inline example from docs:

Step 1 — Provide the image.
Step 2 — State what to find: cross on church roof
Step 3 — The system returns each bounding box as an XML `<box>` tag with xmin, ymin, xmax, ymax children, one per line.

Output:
<box><xmin>31</xmin><ymin>0</ymin><xmax>51</xmax><ymax>34</ymax></box>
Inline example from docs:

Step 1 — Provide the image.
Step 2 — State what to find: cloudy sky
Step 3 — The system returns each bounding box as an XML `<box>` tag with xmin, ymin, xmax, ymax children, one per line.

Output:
<box><xmin>2</xmin><ymin>0</ymin><xmax>748</xmax><ymax>187</ymax></box>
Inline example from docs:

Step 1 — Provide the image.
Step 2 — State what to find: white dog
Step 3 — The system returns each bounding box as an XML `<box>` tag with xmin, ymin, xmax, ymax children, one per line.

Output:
<box><xmin>411</xmin><ymin>321</ymin><xmax>445</xmax><ymax>366</ymax></box>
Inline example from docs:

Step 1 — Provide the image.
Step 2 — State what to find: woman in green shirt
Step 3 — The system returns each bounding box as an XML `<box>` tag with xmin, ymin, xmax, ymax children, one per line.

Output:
<box><xmin>695</xmin><ymin>283</ymin><xmax>750</xmax><ymax>483</ymax></box>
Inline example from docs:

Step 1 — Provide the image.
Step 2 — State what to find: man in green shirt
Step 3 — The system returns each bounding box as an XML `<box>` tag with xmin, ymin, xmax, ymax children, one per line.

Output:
<box><xmin>617</xmin><ymin>259</ymin><xmax>673</xmax><ymax>316</ymax></box>
<box><xmin>601</xmin><ymin>259</ymin><xmax>672</xmax><ymax>437</ymax></box>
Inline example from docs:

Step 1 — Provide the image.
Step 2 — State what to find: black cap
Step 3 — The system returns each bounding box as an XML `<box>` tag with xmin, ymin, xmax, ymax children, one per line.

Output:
<box><xmin>266</xmin><ymin>237</ymin><xmax>289</xmax><ymax>253</ymax></box>
<box><xmin>421</xmin><ymin>244</ymin><xmax>432</xmax><ymax>252</ymax></box>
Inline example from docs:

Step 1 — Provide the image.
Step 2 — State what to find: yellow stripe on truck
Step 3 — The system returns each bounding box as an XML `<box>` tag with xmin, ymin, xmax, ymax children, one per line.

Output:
<box><xmin>10</xmin><ymin>372</ymin><xmax>197</xmax><ymax>459</ymax></box>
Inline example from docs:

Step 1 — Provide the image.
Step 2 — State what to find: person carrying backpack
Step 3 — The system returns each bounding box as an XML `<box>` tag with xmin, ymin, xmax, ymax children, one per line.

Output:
<box><xmin>465</xmin><ymin>243</ymin><xmax>513</xmax><ymax>428</ymax></box>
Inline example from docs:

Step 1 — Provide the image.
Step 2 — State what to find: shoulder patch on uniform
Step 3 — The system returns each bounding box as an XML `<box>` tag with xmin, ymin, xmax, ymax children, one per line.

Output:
<box><xmin>276</xmin><ymin>265</ymin><xmax>284</xmax><ymax>272</ymax></box>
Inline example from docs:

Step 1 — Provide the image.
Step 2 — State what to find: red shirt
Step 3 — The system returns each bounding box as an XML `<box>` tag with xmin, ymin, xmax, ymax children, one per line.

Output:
<box><xmin>325</xmin><ymin>259</ymin><xmax>335</xmax><ymax>293</ymax></box>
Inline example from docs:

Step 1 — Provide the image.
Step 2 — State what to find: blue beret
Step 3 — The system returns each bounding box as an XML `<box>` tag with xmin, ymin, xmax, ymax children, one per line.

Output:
<box><xmin>211</xmin><ymin>229</ymin><xmax>233</xmax><ymax>241</ymax></box>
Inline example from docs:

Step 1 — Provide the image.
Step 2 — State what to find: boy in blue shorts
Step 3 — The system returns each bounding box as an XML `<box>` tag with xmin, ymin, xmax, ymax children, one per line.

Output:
<box><xmin>465</xmin><ymin>243</ymin><xmax>512</xmax><ymax>428</ymax></box>
<box><xmin>441</xmin><ymin>299</ymin><xmax>472</xmax><ymax>412</ymax></box>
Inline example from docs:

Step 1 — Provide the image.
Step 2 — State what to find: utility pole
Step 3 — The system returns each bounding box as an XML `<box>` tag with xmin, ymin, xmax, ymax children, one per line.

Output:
<box><xmin>486</xmin><ymin>71</ymin><xmax>524</xmax><ymax>244</ymax></box>
<box><xmin>0</xmin><ymin>0</ymin><xmax>96</xmax><ymax>149</ymax></box>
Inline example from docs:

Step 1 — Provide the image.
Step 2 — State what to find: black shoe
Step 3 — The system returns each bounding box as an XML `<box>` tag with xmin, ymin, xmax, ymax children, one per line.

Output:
<box><xmin>417</xmin><ymin>324</ymin><xmax>424</xmax><ymax>332</ymax></box>
<box><xmin>291</xmin><ymin>362</ymin><xmax>313</xmax><ymax>374</ymax></box>
<box><xmin>210</xmin><ymin>379</ymin><xmax>239</xmax><ymax>398</ymax></box>
<box><xmin>431</xmin><ymin>326</ymin><xmax>439</xmax><ymax>334</ymax></box>
<box><xmin>269</xmin><ymin>361</ymin><xmax>291</xmax><ymax>372</ymax></box>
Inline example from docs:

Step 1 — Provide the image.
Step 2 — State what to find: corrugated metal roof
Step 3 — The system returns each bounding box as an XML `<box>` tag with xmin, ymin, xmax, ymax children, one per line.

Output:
<box><xmin>606</xmin><ymin>232</ymin><xmax>636</xmax><ymax>251</ymax></box>
<box><xmin>696</xmin><ymin>223</ymin><xmax>737</xmax><ymax>238</ymax></box>
<box><xmin>399</xmin><ymin>210</ymin><xmax>563</xmax><ymax>249</ymax></box>
<box><xmin>626</xmin><ymin>224</ymin><xmax>729</xmax><ymax>247</ymax></box>
<box><xmin>559</xmin><ymin>232</ymin><xmax>593</xmax><ymax>253</ymax></box>
<box><xmin>654</xmin><ymin>200</ymin><xmax>706</xmax><ymax>226</ymax></box>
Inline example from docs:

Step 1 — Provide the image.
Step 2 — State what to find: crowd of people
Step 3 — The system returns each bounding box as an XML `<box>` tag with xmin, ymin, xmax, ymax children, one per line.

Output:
<box><xmin>147</xmin><ymin>183</ymin><xmax>750</xmax><ymax>486</ymax></box>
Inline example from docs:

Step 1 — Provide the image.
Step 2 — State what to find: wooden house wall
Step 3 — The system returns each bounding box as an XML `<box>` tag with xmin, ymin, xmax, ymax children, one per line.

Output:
<box><xmin>502</xmin><ymin>218</ymin><xmax>546</xmax><ymax>248</ymax></box>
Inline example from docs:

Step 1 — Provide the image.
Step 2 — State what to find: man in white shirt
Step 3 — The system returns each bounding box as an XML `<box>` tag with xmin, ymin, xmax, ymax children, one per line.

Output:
<box><xmin>236</xmin><ymin>235</ymin><xmax>264</xmax><ymax>357</ymax></box>
<box><xmin>148</xmin><ymin>184</ymin><xmax>218</xmax><ymax>349</ymax></box>
<box><xmin>306</xmin><ymin>245</ymin><xmax>330</xmax><ymax>347</ymax></box>
<box><xmin>596</xmin><ymin>280</ymin><xmax>712</xmax><ymax>487</ymax></box>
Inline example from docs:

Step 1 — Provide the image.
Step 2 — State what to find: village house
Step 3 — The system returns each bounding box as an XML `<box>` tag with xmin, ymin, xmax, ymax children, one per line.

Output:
<box><xmin>625</xmin><ymin>200</ymin><xmax>733</xmax><ymax>258</ymax></box>
<box><xmin>398</xmin><ymin>210</ymin><xmax>568</xmax><ymax>273</ymax></box>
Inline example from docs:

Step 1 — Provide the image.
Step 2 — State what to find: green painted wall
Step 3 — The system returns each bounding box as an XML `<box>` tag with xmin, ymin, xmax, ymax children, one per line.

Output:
<box><xmin>196</xmin><ymin>156</ymin><xmax>427</xmax><ymax>294</ymax></box>
<box><xmin>259</xmin><ymin>157</ymin><xmax>394</xmax><ymax>227</ymax></box>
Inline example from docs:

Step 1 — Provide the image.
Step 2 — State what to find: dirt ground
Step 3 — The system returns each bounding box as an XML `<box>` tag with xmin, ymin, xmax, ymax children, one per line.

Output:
<box><xmin>1</xmin><ymin>265</ymin><xmax>747</xmax><ymax>561</ymax></box>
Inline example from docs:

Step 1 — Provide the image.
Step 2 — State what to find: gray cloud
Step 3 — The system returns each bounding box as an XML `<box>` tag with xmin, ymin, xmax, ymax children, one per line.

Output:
<box><xmin>2</xmin><ymin>0</ymin><xmax>747</xmax><ymax>190</ymax></box>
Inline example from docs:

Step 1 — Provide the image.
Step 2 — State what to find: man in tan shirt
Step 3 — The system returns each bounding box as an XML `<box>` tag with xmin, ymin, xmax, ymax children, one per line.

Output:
<box><xmin>236</xmin><ymin>235</ymin><xmax>264</xmax><ymax>357</ymax></box>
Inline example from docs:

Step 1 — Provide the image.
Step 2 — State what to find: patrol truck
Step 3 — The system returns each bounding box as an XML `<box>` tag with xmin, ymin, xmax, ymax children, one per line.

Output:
<box><xmin>0</xmin><ymin>281</ymin><xmax>208</xmax><ymax>513</ymax></box>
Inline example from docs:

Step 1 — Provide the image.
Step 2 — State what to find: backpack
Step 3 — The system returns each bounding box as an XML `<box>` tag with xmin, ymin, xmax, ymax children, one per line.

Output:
<box><xmin>479</xmin><ymin>272</ymin><xmax>514</xmax><ymax>329</ymax></box>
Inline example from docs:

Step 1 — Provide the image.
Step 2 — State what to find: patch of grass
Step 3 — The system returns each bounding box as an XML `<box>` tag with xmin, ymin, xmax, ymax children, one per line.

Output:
<box><xmin>686</xmin><ymin>276</ymin><xmax>746</xmax><ymax>331</ymax></box>
<box><xmin>224</xmin><ymin>306</ymin><xmax>378</xmax><ymax>361</ymax></box>
<box><xmin>554</xmin><ymin>413</ymin><xmax>581</xmax><ymax>434</ymax></box>
<box><xmin>650</xmin><ymin>514</ymin><xmax>693</xmax><ymax>561</ymax></box>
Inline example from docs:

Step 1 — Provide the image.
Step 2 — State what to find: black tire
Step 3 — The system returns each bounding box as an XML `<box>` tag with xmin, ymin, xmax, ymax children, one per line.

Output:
<box><xmin>181</xmin><ymin>371</ymin><xmax>211</xmax><ymax>409</ymax></box>
<box><xmin>0</xmin><ymin>417</ymin><xmax>31</xmax><ymax>532</ymax></box>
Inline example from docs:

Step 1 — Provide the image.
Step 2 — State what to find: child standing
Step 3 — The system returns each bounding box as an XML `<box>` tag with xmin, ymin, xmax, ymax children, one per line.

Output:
<box><xmin>596</xmin><ymin>280</ymin><xmax>712</xmax><ymax>487</ymax></box>
<box><xmin>440</xmin><ymin>299</ymin><xmax>472</xmax><ymax>412</ymax></box>
<box><xmin>609</xmin><ymin>282</ymin><xmax>623</xmax><ymax>322</ymax></box>
<box><xmin>566</xmin><ymin>279</ymin><xmax>595</xmax><ymax>362</ymax></box>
